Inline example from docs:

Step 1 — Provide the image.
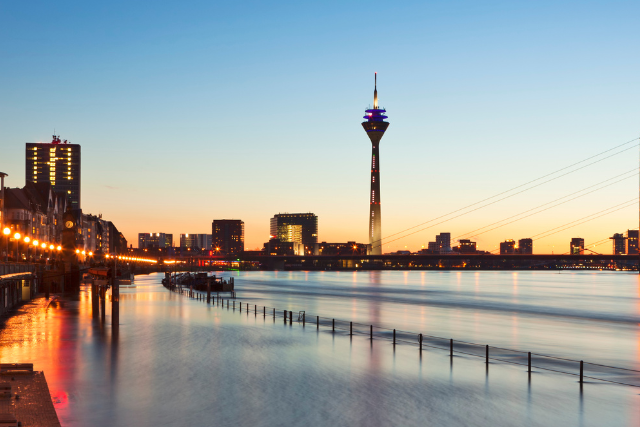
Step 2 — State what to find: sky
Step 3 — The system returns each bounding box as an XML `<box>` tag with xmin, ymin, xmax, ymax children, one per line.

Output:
<box><xmin>1</xmin><ymin>0</ymin><xmax>639</xmax><ymax>254</ymax></box>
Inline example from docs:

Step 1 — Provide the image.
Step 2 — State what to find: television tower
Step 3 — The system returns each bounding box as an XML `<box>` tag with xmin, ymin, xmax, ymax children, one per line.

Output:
<box><xmin>362</xmin><ymin>73</ymin><xmax>389</xmax><ymax>255</ymax></box>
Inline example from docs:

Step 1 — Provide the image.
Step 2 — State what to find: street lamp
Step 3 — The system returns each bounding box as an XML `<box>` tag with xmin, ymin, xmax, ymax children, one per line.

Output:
<box><xmin>3</xmin><ymin>227</ymin><xmax>10</xmax><ymax>262</ymax></box>
<box><xmin>23</xmin><ymin>236</ymin><xmax>30</xmax><ymax>261</ymax></box>
<box><xmin>14</xmin><ymin>233</ymin><xmax>21</xmax><ymax>261</ymax></box>
<box><xmin>33</xmin><ymin>240</ymin><xmax>39</xmax><ymax>262</ymax></box>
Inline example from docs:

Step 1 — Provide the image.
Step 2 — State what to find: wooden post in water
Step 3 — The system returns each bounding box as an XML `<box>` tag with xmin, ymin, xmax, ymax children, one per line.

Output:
<box><xmin>528</xmin><ymin>352</ymin><xmax>532</xmax><ymax>373</ymax></box>
<box><xmin>580</xmin><ymin>360</ymin><xmax>584</xmax><ymax>384</ymax></box>
<box><xmin>273</xmin><ymin>308</ymin><xmax>275</xmax><ymax>319</ymax></box>
<box><xmin>393</xmin><ymin>329</ymin><xmax>396</xmax><ymax>345</ymax></box>
<box><xmin>486</xmin><ymin>345</ymin><xmax>489</xmax><ymax>364</ymax></box>
<box><xmin>289</xmin><ymin>310</ymin><xmax>293</xmax><ymax>324</ymax></box>
<box><xmin>370</xmin><ymin>325</ymin><xmax>373</xmax><ymax>340</ymax></box>
<box><xmin>255</xmin><ymin>304</ymin><xmax>257</xmax><ymax>316</ymax></box>
<box><xmin>283</xmin><ymin>310</ymin><xmax>287</xmax><ymax>323</ymax></box>
<box><xmin>263</xmin><ymin>306</ymin><xmax>266</xmax><ymax>317</ymax></box>
<box><xmin>332</xmin><ymin>318</ymin><xmax>335</xmax><ymax>332</ymax></box>
<box><xmin>317</xmin><ymin>316</ymin><xmax>319</xmax><ymax>330</ymax></box>
<box><xmin>303</xmin><ymin>312</ymin><xmax>305</xmax><ymax>326</ymax></box>
<box><xmin>450</xmin><ymin>339</ymin><xmax>453</xmax><ymax>357</ymax></box>
<box><xmin>350</xmin><ymin>322</ymin><xmax>352</xmax><ymax>336</ymax></box>
<box><xmin>419</xmin><ymin>333</ymin><xmax>422</xmax><ymax>351</ymax></box>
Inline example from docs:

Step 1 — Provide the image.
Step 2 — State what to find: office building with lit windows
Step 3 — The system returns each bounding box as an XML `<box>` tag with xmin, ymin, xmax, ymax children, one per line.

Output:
<box><xmin>570</xmin><ymin>238</ymin><xmax>585</xmax><ymax>255</ymax></box>
<box><xmin>138</xmin><ymin>233</ymin><xmax>173</xmax><ymax>249</ymax></box>
<box><xmin>626</xmin><ymin>230</ymin><xmax>638</xmax><ymax>255</ymax></box>
<box><xmin>269</xmin><ymin>213</ymin><xmax>318</xmax><ymax>254</ymax></box>
<box><xmin>212</xmin><ymin>220</ymin><xmax>244</xmax><ymax>255</ymax></box>
<box><xmin>518</xmin><ymin>238</ymin><xmax>533</xmax><ymax>255</ymax></box>
<box><xmin>26</xmin><ymin>135</ymin><xmax>81</xmax><ymax>209</ymax></box>
<box><xmin>179</xmin><ymin>233</ymin><xmax>212</xmax><ymax>250</ymax></box>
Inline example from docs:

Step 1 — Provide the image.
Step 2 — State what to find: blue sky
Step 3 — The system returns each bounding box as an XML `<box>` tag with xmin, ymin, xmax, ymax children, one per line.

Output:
<box><xmin>1</xmin><ymin>0</ymin><xmax>639</xmax><ymax>252</ymax></box>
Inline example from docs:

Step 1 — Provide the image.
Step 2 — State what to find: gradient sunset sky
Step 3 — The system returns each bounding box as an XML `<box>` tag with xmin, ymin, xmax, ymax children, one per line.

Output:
<box><xmin>1</xmin><ymin>0</ymin><xmax>639</xmax><ymax>254</ymax></box>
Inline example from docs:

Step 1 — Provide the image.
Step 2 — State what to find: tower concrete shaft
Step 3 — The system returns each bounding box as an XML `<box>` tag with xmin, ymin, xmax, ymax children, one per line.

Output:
<box><xmin>362</xmin><ymin>73</ymin><xmax>389</xmax><ymax>255</ymax></box>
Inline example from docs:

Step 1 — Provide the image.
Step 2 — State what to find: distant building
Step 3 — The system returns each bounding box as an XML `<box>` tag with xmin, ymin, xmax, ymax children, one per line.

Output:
<box><xmin>435</xmin><ymin>233</ymin><xmax>451</xmax><ymax>254</ymax></box>
<box><xmin>270</xmin><ymin>213</ymin><xmax>318</xmax><ymax>255</ymax></box>
<box><xmin>610</xmin><ymin>233</ymin><xmax>626</xmax><ymax>255</ymax></box>
<box><xmin>263</xmin><ymin>238</ymin><xmax>304</xmax><ymax>256</ymax></box>
<box><xmin>570</xmin><ymin>238</ymin><xmax>584</xmax><ymax>255</ymax></box>
<box><xmin>427</xmin><ymin>242</ymin><xmax>438</xmax><ymax>252</ymax></box>
<box><xmin>457</xmin><ymin>239</ymin><xmax>477</xmax><ymax>254</ymax></box>
<box><xmin>26</xmin><ymin>136</ymin><xmax>81</xmax><ymax>209</ymax></box>
<box><xmin>138</xmin><ymin>233</ymin><xmax>173</xmax><ymax>249</ymax></box>
<box><xmin>212</xmin><ymin>220</ymin><xmax>244</xmax><ymax>255</ymax></box>
<box><xmin>180</xmin><ymin>233</ymin><xmax>212</xmax><ymax>250</ymax></box>
<box><xmin>500</xmin><ymin>239</ymin><xmax>516</xmax><ymax>254</ymax></box>
<box><xmin>518</xmin><ymin>238</ymin><xmax>533</xmax><ymax>255</ymax></box>
<box><xmin>313</xmin><ymin>242</ymin><xmax>370</xmax><ymax>256</ymax></box>
<box><xmin>626</xmin><ymin>230</ymin><xmax>638</xmax><ymax>255</ymax></box>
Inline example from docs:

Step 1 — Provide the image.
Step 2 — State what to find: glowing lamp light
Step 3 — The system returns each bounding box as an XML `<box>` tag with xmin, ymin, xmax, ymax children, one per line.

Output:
<box><xmin>75</xmin><ymin>249</ymin><xmax>80</xmax><ymax>253</ymax></box>
<box><xmin>33</xmin><ymin>240</ymin><xmax>39</xmax><ymax>246</ymax></box>
<box><xmin>49</xmin><ymin>245</ymin><xmax>54</xmax><ymax>250</ymax></box>
<box><xmin>2</xmin><ymin>228</ymin><xmax>9</xmax><ymax>236</ymax></box>
<box><xmin>14</xmin><ymin>232</ymin><xmax>21</xmax><ymax>240</ymax></box>
<box><xmin>24</xmin><ymin>237</ymin><xmax>30</xmax><ymax>243</ymax></box>
<box><xmin>57</xmin><ymin>246</ymin><xmax>61</xmax><ymax>251</ymax></box>
<box><xmin>81</xmin><ymin>250</ymin><xmax>85</xmax><ymax>255</ymax></box>
<box><xmin>42</xmin><ymin>243</ymin><xmax>47</xmax><ymax>249</ymax></box>
<box><xmin>88</xmin><ymin>251</ymin><xmax>93</xmax><ymax>256</ymax></box>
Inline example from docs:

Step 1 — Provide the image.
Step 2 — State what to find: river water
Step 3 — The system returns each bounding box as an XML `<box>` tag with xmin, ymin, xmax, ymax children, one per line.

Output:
<box><xmin>0</xmin><ymin>271</ymin><xmax>638</xmax><ymax>426</ymax></box>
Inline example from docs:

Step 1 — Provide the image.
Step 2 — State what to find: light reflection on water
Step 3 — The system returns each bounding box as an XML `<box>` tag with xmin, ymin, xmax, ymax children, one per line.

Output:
<box><xmin>0</xmin><ymin>271</ymin><xmax>637</xmax><ymax>426</ymax></box>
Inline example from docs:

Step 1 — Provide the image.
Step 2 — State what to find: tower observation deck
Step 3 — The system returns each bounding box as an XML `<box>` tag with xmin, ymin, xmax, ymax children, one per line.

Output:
<box><xmin>362</xmin><ymin>73</ymin><xmax>389</xmax><ymax>255</ymax></box>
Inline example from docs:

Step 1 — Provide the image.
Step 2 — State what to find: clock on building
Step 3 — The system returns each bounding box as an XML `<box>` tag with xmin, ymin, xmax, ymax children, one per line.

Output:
<box><xmin>65</xmin><ymin>220</ymin><xmax>74</xmax><ymax>229</ymax></box>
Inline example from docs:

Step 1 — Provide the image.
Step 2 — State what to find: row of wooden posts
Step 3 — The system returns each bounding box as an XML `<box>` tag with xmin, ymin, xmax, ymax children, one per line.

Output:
<box><xmin>181</xmin><ymin>287</ymin><xmax>587</xmax><ymax>385</ymax></box>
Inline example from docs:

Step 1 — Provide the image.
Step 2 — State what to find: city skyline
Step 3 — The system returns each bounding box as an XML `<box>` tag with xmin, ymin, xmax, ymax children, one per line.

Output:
<box><xmin>1</xmin><ymin>1</ymin><xmax>639</xmax><ymax>253</ymax></box>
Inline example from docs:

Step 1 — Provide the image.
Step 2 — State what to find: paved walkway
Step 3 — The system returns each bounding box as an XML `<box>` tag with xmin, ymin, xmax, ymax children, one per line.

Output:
<box><xmin>0</xmin><ymin>372</ymin><xmax>61</xmax><ymax>426</ymax></box>
<box><xmin>0</xmin><ymin>296</ymin><xmax>61</xmax><ymax>426</ymax></box>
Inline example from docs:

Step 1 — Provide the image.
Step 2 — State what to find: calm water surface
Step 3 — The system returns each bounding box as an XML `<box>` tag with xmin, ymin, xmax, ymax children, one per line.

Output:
<box><xmin>0</xmin><ymin>271</ymin><xmax>638</xmax><ymax>426</ymax></box>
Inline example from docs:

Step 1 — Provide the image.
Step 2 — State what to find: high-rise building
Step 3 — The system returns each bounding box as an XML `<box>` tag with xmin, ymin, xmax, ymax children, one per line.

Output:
<box><xmin>610</xmin><ymin>233</ymin><xmax>626</xmax><ymax>255</ymax></box>
<box><xmin>269</xmin><ymin>213</ymin><xmax>317</xmax><ymax>254</ymax></box>
<box><xmin>570</xmin><ymin>238</ymin><xmax>584</xmax><ymax>255</ymax></box>
<box><xmin>180</xmin><ymin>233</ymin><xmax>212</xmax><ymax>250</ymax></box>
<box><xmin>26</xmin><ymin>135</ymin><xmax>81</xmax><ymax>209</ymax></box>
<box><xmin>626</xmin><ymin>230</ymin><xmax>638</xmax><ymax>255</ymax></box>
<box><xmin>362</xmin><ymin>73</ymin><xmax>389</xmax><ymax>256</ymax></box>
<box><xmin>500</xmin><ymin>240</ymin><xmax>516</xmax><ymax>254</ymax></box>
<box><xmin>212</xmin><ymin>220</ymin><xmax>244</xmax><ymax>255</ymax></box>
<box><xmin>138</xmin><ymin>233</ymin><xmax>173</xmax><ymax>249</ymax></box>
<box><xmin>518</xmin><ymin>238</ymin><xmax>533</xmax><ymax>255</ymax></box>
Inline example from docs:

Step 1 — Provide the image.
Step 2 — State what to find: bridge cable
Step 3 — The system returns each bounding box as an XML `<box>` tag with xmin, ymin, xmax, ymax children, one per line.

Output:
<box><xmin>487</xmin><ymin>199</ymin><xmax>637</xmax><ymax>253</ymax></box>
<box><xmin>372</xmin><ymin>137</ymin><xmax>639</xmax><ymax>249</ymax></box>
<box><xmin>453</xmin><ymin>170</ymin><xmax>638</xmax><ymax>241</ymax></box>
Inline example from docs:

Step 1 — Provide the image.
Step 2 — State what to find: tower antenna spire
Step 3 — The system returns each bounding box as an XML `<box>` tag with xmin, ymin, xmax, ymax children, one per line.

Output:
<box><xmin>373</xmin><ymin>72</ymin><xmax>378</xmax><ymax>109</ymax></box>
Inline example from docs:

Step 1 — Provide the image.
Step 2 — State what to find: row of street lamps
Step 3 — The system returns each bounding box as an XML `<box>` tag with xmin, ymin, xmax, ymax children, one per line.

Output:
<box><xmin>3</xmin><ymin>227</ymin><xmax>62</xmax><ymax>263</ymax></box>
